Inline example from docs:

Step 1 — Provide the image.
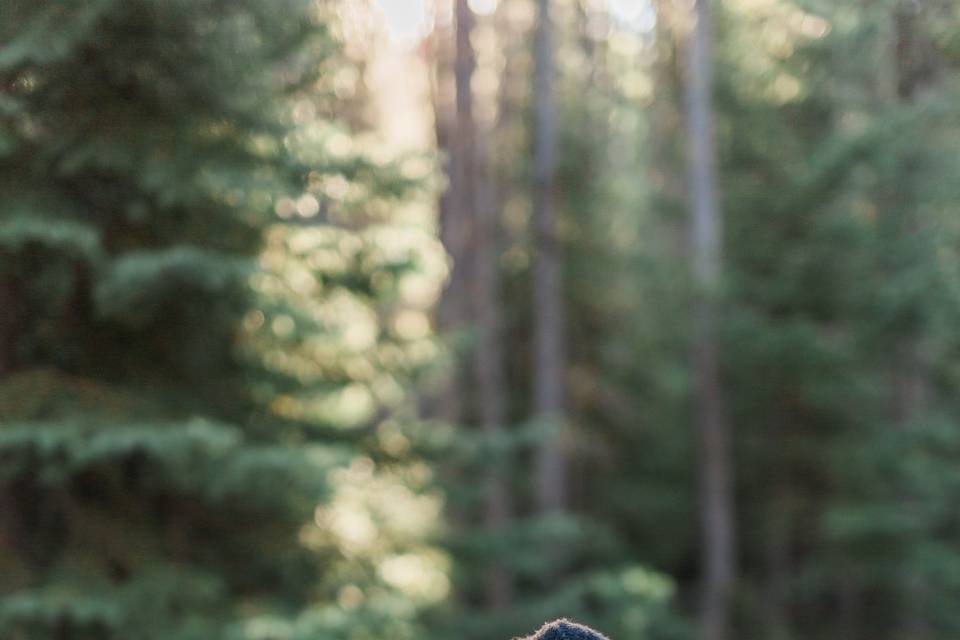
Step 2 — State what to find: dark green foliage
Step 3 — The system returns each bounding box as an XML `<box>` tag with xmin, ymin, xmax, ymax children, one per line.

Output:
<box><xmin>425</xmin><ymin>5</ymin><xmax>688</xmax><ymax>639</ymax></box>
<box><xmin>7</xmin><ymin>1</ymin><xmax>960</xmax><ymax>639</ymax></box>
<box><xmin>473</xmin><ymin>1</ymin><xmax>960</xmax><ymax>639</ymax></box>
<box><xmin>624</xmin><ymin>3</ymin><xmax>960</xmax><ymax>638</ymax></box>
<box><xmin>0</xmin><ymin>1</ymin><xmax>425</xmax><ymax>638</ymax></box>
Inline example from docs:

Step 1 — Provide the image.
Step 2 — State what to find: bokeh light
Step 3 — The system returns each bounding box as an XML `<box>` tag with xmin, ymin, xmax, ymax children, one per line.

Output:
<box><xmin>608</xmin><ymin>0</ymin><xmax>656</xmax><ymax>33</ymax></box>
<box><xmin>373</xmin><ymin>0</ymin><xmax>432</xmax><ymax>47</ymax></box>
<box><xmin>468</xmin><ymin>0</ymin><xmax>499</xmax><ymax>16</ymax></box>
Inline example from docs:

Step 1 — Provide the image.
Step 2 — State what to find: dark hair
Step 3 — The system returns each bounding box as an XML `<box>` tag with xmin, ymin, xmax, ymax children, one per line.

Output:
<box><xmin>522</xmin><ymin>619</ymin><xmax>610</xmax><ymax>640</ymax></box>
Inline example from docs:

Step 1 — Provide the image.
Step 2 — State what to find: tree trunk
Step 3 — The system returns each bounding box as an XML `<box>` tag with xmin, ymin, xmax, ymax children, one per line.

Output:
<box><xmin>427</xmin><ymin>6</ymin><xmax>472</xmax><ymax>599</ymax></box>
<box><xmin>684</xmin><ymin>1</ymin><xmax>735</xmax><ymax>639</ymax></box>
<box><xmin>430</xmin><ymin>0</ymin><xmax>470</xmax><ymax>428</ymax></box>
<box><xmin>473</xmin><ymin>154</ymin><xmax>513</xmax><ymax>610</ymax></box>
<box><xmin>532</xmin><ymin>0</ymin><xmax>567</xmax><ymax>516</ymax></box>
<box><xmin>457</xmin><ymin>0</ymin><xmax>515</xmax><ymax>610</ymax></box>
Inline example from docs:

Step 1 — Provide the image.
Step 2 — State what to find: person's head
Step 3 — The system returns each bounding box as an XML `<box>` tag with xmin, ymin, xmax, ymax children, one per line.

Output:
<box><xmin>523</xmin><ymin>619</ymin><xmax>610</xmax><ymax>640</ymax></box>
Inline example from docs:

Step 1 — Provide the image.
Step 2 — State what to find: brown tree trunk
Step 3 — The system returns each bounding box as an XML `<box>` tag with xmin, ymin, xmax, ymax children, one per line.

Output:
<box><xmin>532</xmin><ymin>0</ymin><xmax>567</xmax><ymax>516</ymax></box>
<box><xmin>684</xmin><ymin>1</ymin><xmax>735</xmax><ymax>639</ymax></box>
<box><xmin>429</xmin><ymin>0</ymin><xmax>470</xmax><ymax>428</ymax></box>
<box><xmin>473</xmin><ymin>154</ymin><xmax>513</xmax><ymax>610</ymax></box>
<box><xmin>456</xmin><ymin>0</ymin><xmax>515</xmax><ymax>610</ymax></box>
<box><xmin>427</xmin><ymin>6</ymin><xmax>472</xmax><ymax>598</ymax></box>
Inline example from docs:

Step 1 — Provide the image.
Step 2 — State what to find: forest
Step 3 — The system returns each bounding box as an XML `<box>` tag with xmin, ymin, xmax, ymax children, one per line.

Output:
<box><xmin>2</xmin><ymin>0</ymin><xmax>960</xmax><ymax>639</ymax></box>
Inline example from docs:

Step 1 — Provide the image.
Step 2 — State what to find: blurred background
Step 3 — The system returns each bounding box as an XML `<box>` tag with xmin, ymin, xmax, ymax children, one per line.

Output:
<box><xmin>2</xmin><ymin>0</ymin><xmax>960</xmax><ymax>639</ymax></box>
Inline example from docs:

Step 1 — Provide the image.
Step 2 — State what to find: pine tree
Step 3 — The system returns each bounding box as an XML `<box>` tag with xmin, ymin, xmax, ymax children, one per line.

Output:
<box><xmin>0</xmin><ymin>2</ymin><xmax>440</xmax><ymax>638</ymax></box>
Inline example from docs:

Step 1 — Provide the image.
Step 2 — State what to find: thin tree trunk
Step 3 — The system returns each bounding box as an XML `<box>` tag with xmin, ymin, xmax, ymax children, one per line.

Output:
<box><xmin>427</xmin><ymin>5</ymin><xmax>472</xmax><ymax>593</ymax></box>
<box><xmin>684</xmin><ymin>1</ymin><xmax>735</xmax><ymax>639</ymax></box>
<box><xmin>473</xmin><ymin>154</ymin><xmax>513</xmax><ymax>610</ymax></box>
<box><xmin>455</xmin><ymin>0</ymin><xmax>515</xmax><ymax>610</ymax></box>
<box><xmin>532</xmin><ymin>0</ymin><xmax>566</xmax><ymax>516</ymax></box>
<box><xmin>454</xmin><ymin>0</ymin><xmax>477</xmax><ymax>233</ymax></box>
<box><xmin>430</xmin><ymin>0</ymin><xmax>470</xmax><ymax>428</ymax></box>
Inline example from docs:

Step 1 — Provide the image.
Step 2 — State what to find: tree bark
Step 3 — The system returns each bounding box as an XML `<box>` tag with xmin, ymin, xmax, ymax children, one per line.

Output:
<box><xmin>427</xmin><ymin>7</ymin><xmax>472</xmax><ymax>599</ymax></box>
<box><xmin>430</xmin><ymin>0</ymin><xmax>470</xmax><ymax>428</ymax></box>
<box><xmin>473</xmin><ymin>156</ymin><xmax>513</xmax><ymax>609</ymax></box>
<box><xmin>456</xmin><ymin>0</ymin><xmax>515</xmax><ymax>610</ymax></box>
<box><xmin>532</xmin><ymin>0</ymin><xmax>567</xmax><ymax>516</ymax></box>
<box><xmin>684</xmin><ymin>1</ymin><xmax>735</xmax><ymax>639</ymax></box>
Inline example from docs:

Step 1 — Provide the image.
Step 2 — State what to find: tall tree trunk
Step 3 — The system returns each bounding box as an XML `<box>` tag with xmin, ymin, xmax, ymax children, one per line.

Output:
<box><xmin>532</xmin><ymin>0</ymin><xmax>567</xmax><ymax>515</ymax></box>
<box><xmin>430</xmin><ymin>0</ymin><xmax>470</xmax><ymax>427</ymax></box>
<box><xmin>457</xmin><ymin>0</ymin><xmax>515</xmax><ymax>610</ymax></box>
<box><xmin>684</xmin><ymin>1</ymin><xmax>735</xmax><ymax>639</ymax></box>
<box><xmin>454</xmin><ymin>0</ymin><xmax>477</xmax><ymax>233</ymax></box>
<box><xmin>427</xmin><ymin>5</ymin><xmax>471</xmax><ymax>595</ymax></box>
<box><xmin>473</xmin><ymin>148</ymin><xmax>513</xmax><ymax>610</ymax></box>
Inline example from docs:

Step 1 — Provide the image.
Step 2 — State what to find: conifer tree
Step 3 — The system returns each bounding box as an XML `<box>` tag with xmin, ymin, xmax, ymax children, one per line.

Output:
<box><xmin>0</xmin><ymin>2</ymin><xmax>440</xmax><ymax>638</ymax></box>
